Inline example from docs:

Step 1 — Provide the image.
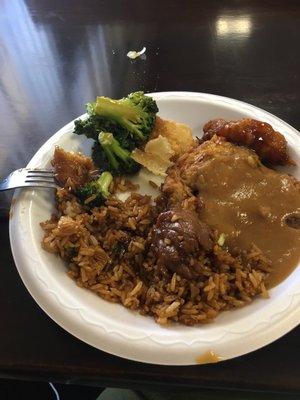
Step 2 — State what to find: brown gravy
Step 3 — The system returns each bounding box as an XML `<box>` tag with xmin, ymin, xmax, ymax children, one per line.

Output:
<box><xmin>195</xmin><ymin>145</ymin><xmax>300</xmax><ymax>287</ymax></box>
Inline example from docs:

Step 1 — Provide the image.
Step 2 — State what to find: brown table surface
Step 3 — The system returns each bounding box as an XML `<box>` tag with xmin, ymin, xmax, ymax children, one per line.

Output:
<box><xmin>0</xmin><ymin>0</ymin><xmax>300</xmax><ymax>393</ymax></box>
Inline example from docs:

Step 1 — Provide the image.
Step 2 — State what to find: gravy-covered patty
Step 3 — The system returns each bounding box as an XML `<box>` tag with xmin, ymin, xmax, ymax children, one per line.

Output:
<box><xmin>163</xmin><ymin>136</ymin><xmax>300</xmax><ymax>287</ymax></box>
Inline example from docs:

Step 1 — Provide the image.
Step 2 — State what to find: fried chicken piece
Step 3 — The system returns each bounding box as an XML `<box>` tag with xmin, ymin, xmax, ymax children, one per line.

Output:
<box><xmin>202</xmin><ymin>118</ymin><xmax>293</xmax><ymax>165</ymax></box>
<box><xmin>52</xmin><ymin>147</ymin><xmax>97</xmax><ymax>189</ymax></box>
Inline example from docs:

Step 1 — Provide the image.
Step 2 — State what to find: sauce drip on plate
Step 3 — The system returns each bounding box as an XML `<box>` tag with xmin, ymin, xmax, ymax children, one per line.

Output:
<box><xmin>196</xmin><ymin>350</ymin><xmax>222</xmax><ymax>364</ymax></box>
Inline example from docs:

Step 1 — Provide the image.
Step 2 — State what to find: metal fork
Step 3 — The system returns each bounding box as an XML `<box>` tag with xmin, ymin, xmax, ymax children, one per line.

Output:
<box><xmin>0</xmin><ymin>168</ymin><xmax>58</xmax><ymax>191</ymax></box>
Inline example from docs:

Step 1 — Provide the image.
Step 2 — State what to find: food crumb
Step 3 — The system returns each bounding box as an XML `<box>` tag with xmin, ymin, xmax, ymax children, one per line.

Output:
<box><xmin>171</xmin><ymin>214</ymin><xmax>179</xmax><ymax>222</ymax></box>
<box><xmin>127</xmin><ymin>47</ymin><xmax>146</xmax><ymax>60</ymax></box>
<box><xmin>217</xmin><ymin>233</ymin><xmax>226</xmax><ymax>246</ymax></box>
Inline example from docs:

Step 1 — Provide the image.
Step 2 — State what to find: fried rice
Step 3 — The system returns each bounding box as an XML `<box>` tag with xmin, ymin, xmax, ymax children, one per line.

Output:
<box><xmin>41</xmin><ymin>183</ymin><xmax>270</xmax><ymax>326</ymax></box>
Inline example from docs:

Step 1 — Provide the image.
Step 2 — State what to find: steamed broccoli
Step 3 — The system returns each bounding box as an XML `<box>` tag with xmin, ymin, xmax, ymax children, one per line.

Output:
<box><xmin>74</xmin><ymin>91</ymin><xmax>158</xmax><ymax>148</ymax></box>
<box><xmin>74</xmin><ymin>115</ymin><xmax>104</xmax><ymax>140</ymax></box>
<box><xmin>92</xmin><ymin>91</ymin><xmax>158</xmax><ymax>143</ymax></box>
<box><xmin>91</xmin><ymin>141</ymin><xmax>110</xmax><ymax>171</ymax></box>
<box><xmin>76</xmin><ymin>171</ymin><xmax>113</xmax><ymax>208</ymax></box>
<box><xmin>97</xmin><ymin>131</ymin><xmax>140</xmax><ymax>175</ymax></box>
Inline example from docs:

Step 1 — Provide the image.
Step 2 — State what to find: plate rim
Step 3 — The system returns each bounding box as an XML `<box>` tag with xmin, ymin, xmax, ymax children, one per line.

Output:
<box><xmin>9</xmin><ymin>91</ymin><xmax>300</xmax><ymax>365</ymax></box>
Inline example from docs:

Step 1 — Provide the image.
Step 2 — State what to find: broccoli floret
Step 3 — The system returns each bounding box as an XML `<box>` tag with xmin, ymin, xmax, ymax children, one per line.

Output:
<box><xmin>74</xmin><ymin>115</ymin><xmax>132</xmax><ymax>147</ymax></box>
<box><xmin>91</xmin><ymin>141</ymin><xmax>110</xmax><ymax>171</ymax></box>
<box><xmin>76</xmin><ymin>171</ymin><xmax>113</xmax><ymax>208</ymax></box>
<box><xmin>97</xmin><ymin>131</ymin><xmax>140</xmax><ymax>175</ymax></box>
<box><xmin>92</xmin><ymin>91</ymin><xmax>158</xmax><ymax>144</ymax></box>
<box><xmin>74</xmin><ymin>115</ymin><xmax>104</xmax><ymax>140</ymax></box>
<box><xmin>74</xmin><ymin>91</ymin><xmax>158</xmax><ymax>148</ymax></box>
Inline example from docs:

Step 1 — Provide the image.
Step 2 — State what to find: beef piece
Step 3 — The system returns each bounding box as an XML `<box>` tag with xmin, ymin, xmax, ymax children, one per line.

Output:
<box><xmin>149</xmin><ymin>208</ymin><xmax>213</xmax><ymax>279</ymax></box>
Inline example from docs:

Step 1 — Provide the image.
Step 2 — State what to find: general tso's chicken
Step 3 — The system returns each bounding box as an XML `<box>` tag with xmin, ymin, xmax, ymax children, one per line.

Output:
<box><xmin>149</xmin><ymin>208</ymin><xmax>213</xmax><ymax>279</ymax></box>
<box><xmin>202</xmin><ymin>118</ymin><xmax>293</xmax><ymax>165</ymax></box>
<box><xmin>52</xmin><ymin>147</ymin><xmax>97</xmax><ymax>189</ymax></box>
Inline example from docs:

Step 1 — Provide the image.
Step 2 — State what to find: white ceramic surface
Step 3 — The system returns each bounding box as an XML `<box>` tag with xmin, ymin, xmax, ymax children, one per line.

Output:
<box><xmin>9</xmin><ymin>92</ymin><xmax>300</xmax><ymax>365</ymax></box>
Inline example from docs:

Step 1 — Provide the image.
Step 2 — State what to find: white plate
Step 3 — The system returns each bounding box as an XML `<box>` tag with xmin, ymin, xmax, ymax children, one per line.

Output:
<box><xmin>9</xmin><ymin>92</ymin><xmax>300</xmax><ymax>365</ymax></box>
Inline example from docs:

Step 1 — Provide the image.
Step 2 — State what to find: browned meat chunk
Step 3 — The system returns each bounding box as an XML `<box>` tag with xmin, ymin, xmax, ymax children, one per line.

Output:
<box><xmin>52</xmin><ymin>147</ymin><xmax>97</xmax><ymax>189</ymax></box>
<box><xmin>149</xmin><ymin>208</ymin><xmax>213</xmax><ymax>279</ymax></box>
<box><xmin>202</xmin><ymin>118</ymin><xmax>293</xmax><ymax>165</ymax></box>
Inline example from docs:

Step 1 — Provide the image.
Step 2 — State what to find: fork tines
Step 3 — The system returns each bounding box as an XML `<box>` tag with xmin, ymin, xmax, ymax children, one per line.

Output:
<box><xmin>27</xmin><ymin>169</ymin><xmax>55</xmax><ymax>176</ymax></box>
<box><xmin>25</xmin><ymin>169</ymin><xmax>56</xmax><ymax>184</ymax></box>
